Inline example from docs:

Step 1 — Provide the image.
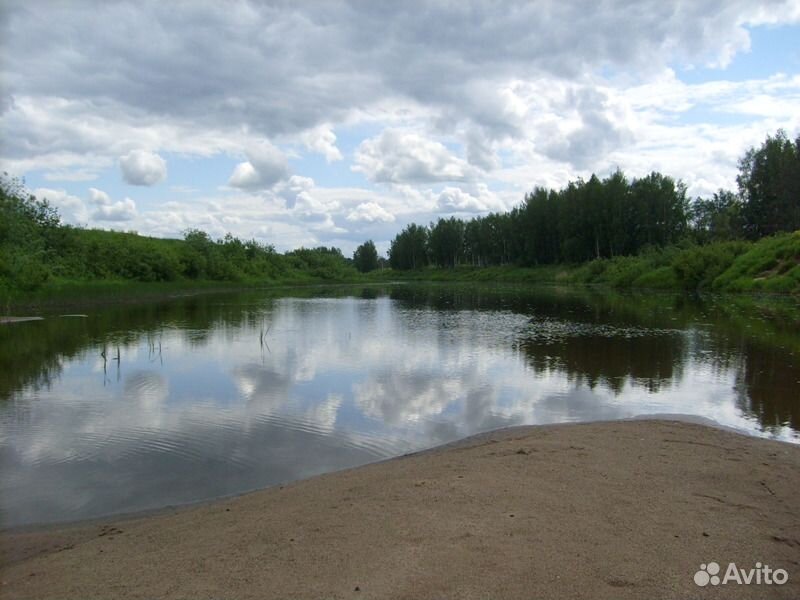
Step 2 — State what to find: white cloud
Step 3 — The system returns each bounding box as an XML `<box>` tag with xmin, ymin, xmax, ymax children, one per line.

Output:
<box><xmin>293</xmin><ymin>191</ymin><xmax>341</xmax><ymax>222</ymax></box>
<box><xmin>88</xmin><ymin>187</ymin><xmax>112</xmax><ymax>206</ymax></box>
<box><xmin>93</xmin><ymin>198</ymin><xmax>137</xmax><ymax>222</ymax></box>
<box><xmin>42</xmin><ymin>168</ymin><xmax>99</xmax><ymax>182</ymax></box>
<box><xmin>272</xmin><ymin>175</ymin><xmax>341</xmax><ymax>223</ymax></box>
<box><xmin>2</xmin><ymin>2</ymin><xmax>800</xmax><ymax>251</ymax></box>
<box><xmin>228</xmin><ymin>141</ymin><xmax>289</xmax><ymax>190</ymax></box>
<box><xmin>353</xmin><ymin>130</ymin><xmax>476</xmax><ymax>183</ymax></box>
<box><xmin>346</xmin><ymin>202</ymin><xmax>395</xmax><ymax>223</ymax></box>
<box><xmin>119</xmin><ymin>150</ymin><xmax>167</xmax><ymax>186</ymax></box>
<box><xmin>228</xmin><ymin>161</ymin><xmax>260</xmax><ymax>189</ymax></box>
<box><xmin>88</xmin><ymin>188</ymin><xmax>137</xmax><ymax>221</ymax></box>
<box><xmin>436</xmin><ymin>184</ymin><xmax>506</xmax><ymax>214</ymax></box>
<box><xmin>301</xmin><ymin>125</ymin><xmax>343</xmax><ymax>162</ymax></box>
<box><xmin>277</xmin><ymin>175</ymin><xmax>315</xmax><ymax>205</ymax></box>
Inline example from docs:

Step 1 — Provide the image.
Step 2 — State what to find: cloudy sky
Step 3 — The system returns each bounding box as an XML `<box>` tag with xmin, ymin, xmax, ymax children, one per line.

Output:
<box><xmin>1</xmin><ymin>1</ymin><xmax>799</xmax><ymax>255</ymax></box>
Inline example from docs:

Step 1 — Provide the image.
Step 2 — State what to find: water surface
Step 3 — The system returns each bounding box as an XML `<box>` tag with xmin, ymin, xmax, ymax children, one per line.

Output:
<box><xmin>1</xmin><ymin>284</ymin><xmax>798</xmax><ymax>527</ymax></box>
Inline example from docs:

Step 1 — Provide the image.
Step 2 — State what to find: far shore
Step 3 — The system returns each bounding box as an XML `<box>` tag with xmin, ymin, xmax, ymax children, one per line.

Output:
<box><xmin>1</xmin><ymin>279</ymin><xmax>368</xmax><ymax>313</ymax></box>
<box><xmin>3</xmin><ymin>419</ymin><xmax>799</xmax><ymax>599</ymax></box>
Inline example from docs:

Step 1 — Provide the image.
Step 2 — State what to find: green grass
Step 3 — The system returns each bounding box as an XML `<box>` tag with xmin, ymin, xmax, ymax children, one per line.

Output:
<box><xmin>1</xmin><ymin>271</ymin><xmax>365</xmax><ymax>312</ymax></box>
<box><xmin>564</xmin><ymin>233</ymin><xmax>799</xmax><ymax>294</ymax></box>
<box><xmin>364</xmin><ymin>264</ymin><xmax>570</xmax><ymax>285</ymax></box>
<box><xmin>712</xmin><ymin>231</ymin><xmax>800</xmax><ymax>293</ymax></box>
<box><xmin>5</xmin><ymin>232</ymin><xmax>798</xmax><ymax>311</ymax></box>
<box><xmin>366</xmin><ymin>232</ymin><xmax>800</xmax><ymax>295</ymax></box>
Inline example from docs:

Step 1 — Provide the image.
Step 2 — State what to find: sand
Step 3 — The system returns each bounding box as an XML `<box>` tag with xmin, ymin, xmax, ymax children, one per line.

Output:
<box><xmin>2</xmin><ymin>419</ymin><xmax>799</xmax><ymax>599</ymax></box>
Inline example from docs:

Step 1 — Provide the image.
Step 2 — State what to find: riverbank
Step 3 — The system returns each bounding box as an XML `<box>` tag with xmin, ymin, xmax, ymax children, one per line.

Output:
<box><xmin>0</xmin><ymin>277</ymin><xmax>368</xmax><ymax>312</ymax></box>
<box><xmin>2</xmin><ymin>419</ymin><xmax>798</xmax><ymax>599</ymax></box>
<box><xmin>366</xmin><ymin>231</ymin><xmax>800</xmax><ymax>294</ymax></box>
<box><xmin>4</xmin><ymin>232</ymin><xmax>799</xmax><ymax>312</ymax></box>
<box><xmin>3</xmin><ymin>231</ymin><xmax>798</xmax><ymax>313</ymax></box>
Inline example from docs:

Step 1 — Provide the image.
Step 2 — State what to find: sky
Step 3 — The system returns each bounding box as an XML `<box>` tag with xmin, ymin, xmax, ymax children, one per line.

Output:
<box><xmin>1</xmin><ymin>1</ymin><xmax>799</xmax><ymax>255</ymax></box>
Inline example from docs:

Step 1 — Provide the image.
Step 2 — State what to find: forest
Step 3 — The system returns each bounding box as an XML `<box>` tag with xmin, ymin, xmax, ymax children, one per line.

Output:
<box><xmin>1</xmin><ymin>130</ymin><xmax>799</xmax><ymax>299</ymax></box>
<box><xmin>387</xmin><ymin>130</ymin><xmax>800</xmax><ymax>270</ymax></box>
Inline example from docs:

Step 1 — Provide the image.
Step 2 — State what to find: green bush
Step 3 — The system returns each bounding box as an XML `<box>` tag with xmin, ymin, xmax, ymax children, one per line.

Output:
<box><xmin>9</xmin><ymin>253</ymin><xmax>51</xmax><ymax>291</ymax></box>
<box><xmin>713</xmin><ymin>232</ymin><xmax>800</xmax><ymax>293</ymax></box>
<box><xmin>633</xmin><ymin>266</ymin><xmax>679</xmax><ymax>289</ymax></box>
<box><xmin>671</xmin><ymin>242</ymin><xmax>748</xmax><ymax>290</ymax></box>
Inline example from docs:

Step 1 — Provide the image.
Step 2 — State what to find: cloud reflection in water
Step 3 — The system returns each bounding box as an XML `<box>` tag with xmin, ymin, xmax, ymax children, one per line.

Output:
<box><xmin>1</xmin><ymin>287</ymin><xmax>797</xmax><ymax>527</ymax></box>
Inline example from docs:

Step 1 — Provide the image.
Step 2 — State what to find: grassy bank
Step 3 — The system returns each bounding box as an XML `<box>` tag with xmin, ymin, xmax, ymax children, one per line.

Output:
<box><xmin>572</xmin><ymin>231</ymin><xmax>800</xmax><ymax>293</ymax></box>
<box><xmin>2</xmin><ymin>279</ymin><xmax>260</xmax><ymax>312</ymax></box>
<box><xmin>367</xmin><ymin>231</ymin><xmax>800</xmax><ymax>295</ymax></box>
<box><xmin>4</xmin><ymin>232</ymin><xmax>798</xmax><ymax>312</ymax></box>
<box><xmin>1</xmin><ymin>176</ymin><xmax>364</xmax><ymax>308</ymax></box>
<box><xmin>365</xmin><ymin>263</ymin><xmax>567</xmax><ymax>285</ymax></box>
<box><xmin>0</xmin><ymin>273</ymin><xmax>370</xmax><ymax>312</ymax></box>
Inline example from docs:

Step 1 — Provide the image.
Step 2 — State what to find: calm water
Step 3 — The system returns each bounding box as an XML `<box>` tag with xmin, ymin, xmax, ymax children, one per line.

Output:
<box><xmin>1</xmin><ymin>284</ymin><xmax>799</xmax><ymax>527</ymax></box>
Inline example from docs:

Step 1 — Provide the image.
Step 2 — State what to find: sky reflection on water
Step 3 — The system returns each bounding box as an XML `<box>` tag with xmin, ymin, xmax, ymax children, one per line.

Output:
<box><xmin>1</xmin><ymin>285</ymin><xmax>798</xmax><ymax>527</ymax></box>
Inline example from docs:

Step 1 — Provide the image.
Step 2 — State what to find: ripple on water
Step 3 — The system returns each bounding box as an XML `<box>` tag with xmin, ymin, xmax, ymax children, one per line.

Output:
<box><xmin>521</xmin><ymin>317</ymin><xmax>685</xmax><ymax>343</ymax></box>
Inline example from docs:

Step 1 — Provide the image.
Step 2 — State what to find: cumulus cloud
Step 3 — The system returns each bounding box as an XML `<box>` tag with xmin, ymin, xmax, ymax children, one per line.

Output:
<box><xmin>88</xmin><ymin>188</ymin><xmax>112</xmax><ymax>206</ymax></box>
<box><xmin>2</xmin><ymin>4</ymin><xmax>797</xmax><ymax>181</ymax></box>
<box><xmin>119</xmin><ymin>150</ymin><xmax>167</xmax><ymax>186</ymax></box>
<box><xmin>346</xmin><ymin>202</ymin><xmax>395</xmax><ymax>223</ymax></box>
<box><xmin>2</xmin><ymin>2</ymin><xmax>800</xmax><ymax>248</ymax></box>
<box><xmin>276</xmin><ymin>175</ymin><xmax>315</xmax><ymax>208</ymax></box>
<box><xmin>93</xmin><ymin>198</ymin><xmax>137</xmax><ymax>222</ymax></box>
<box><xmin>274</xmin><ymin>175</ymin><xmax>341</xmax><ymax>223</ymax></box>
<box><xmin>88</xmin><ymin>187</ymin><xmax>137</xmax><ymax>221</ymax></box>
<box><xmin>4</xmin><ymin>2</ymin><xmax>797</xmax><ymax>138</ymax></box>
<box><xmin>293</xmin><ymin>192</ymin><xmax>341</xmax><ymax>222</ymax></box>
<box><xmin>228</xmin><ymin>141</ymin><xmax>289</xmax><ymax>190</ymax></box>
<box><xmin>436</xmin><ymin>184</ymin><xmax>506</xmax><ymax>214</ymax></box>
<box><xmin>538</xmin><ymin>87</ymin><xmax>632</xmax><ymax>169</ymax></box>
<box><xmin>228</xmin><ymin>162</ymin><xmax>260</xmax><ymax>189</ymax></box>
<box><xmin>301</xmin><ymin>125</ymin><xmax>343</xmax><ymax>162</ymax></box>
<box><xmin>353</xmin><ymin>130</ymin><xmax>476</xmax><ymax>183</ymax></box>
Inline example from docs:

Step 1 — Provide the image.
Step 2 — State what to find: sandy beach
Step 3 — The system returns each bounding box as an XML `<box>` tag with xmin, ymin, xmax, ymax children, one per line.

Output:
<box><xmin>2</xmin><ymin>419</ymin><xmax>799</xmax><ymax>599</ymax></box>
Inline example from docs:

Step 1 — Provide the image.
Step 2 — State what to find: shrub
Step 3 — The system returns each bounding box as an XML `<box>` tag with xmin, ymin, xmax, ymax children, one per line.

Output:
<box><xmin>671</xmin><ymin>242</ymin><xmax>748</xmax><ymax>290</ymax></box>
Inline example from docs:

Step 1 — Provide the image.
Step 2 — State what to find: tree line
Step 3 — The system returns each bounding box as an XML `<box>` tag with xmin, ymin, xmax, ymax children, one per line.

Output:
<box><xmin>2</xmin><ymin>129</ymin><xmax>798</xmax><ymax>291</ymax></box>
<box><xmin>0</xmin><ymin>178</ymin><xmax>358</xmax><ymax>291</ymax></box>
<box><xmin>384</xmin><ymin>130</ymin><xmax>800</xmax><ymax>270</ymax></box>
